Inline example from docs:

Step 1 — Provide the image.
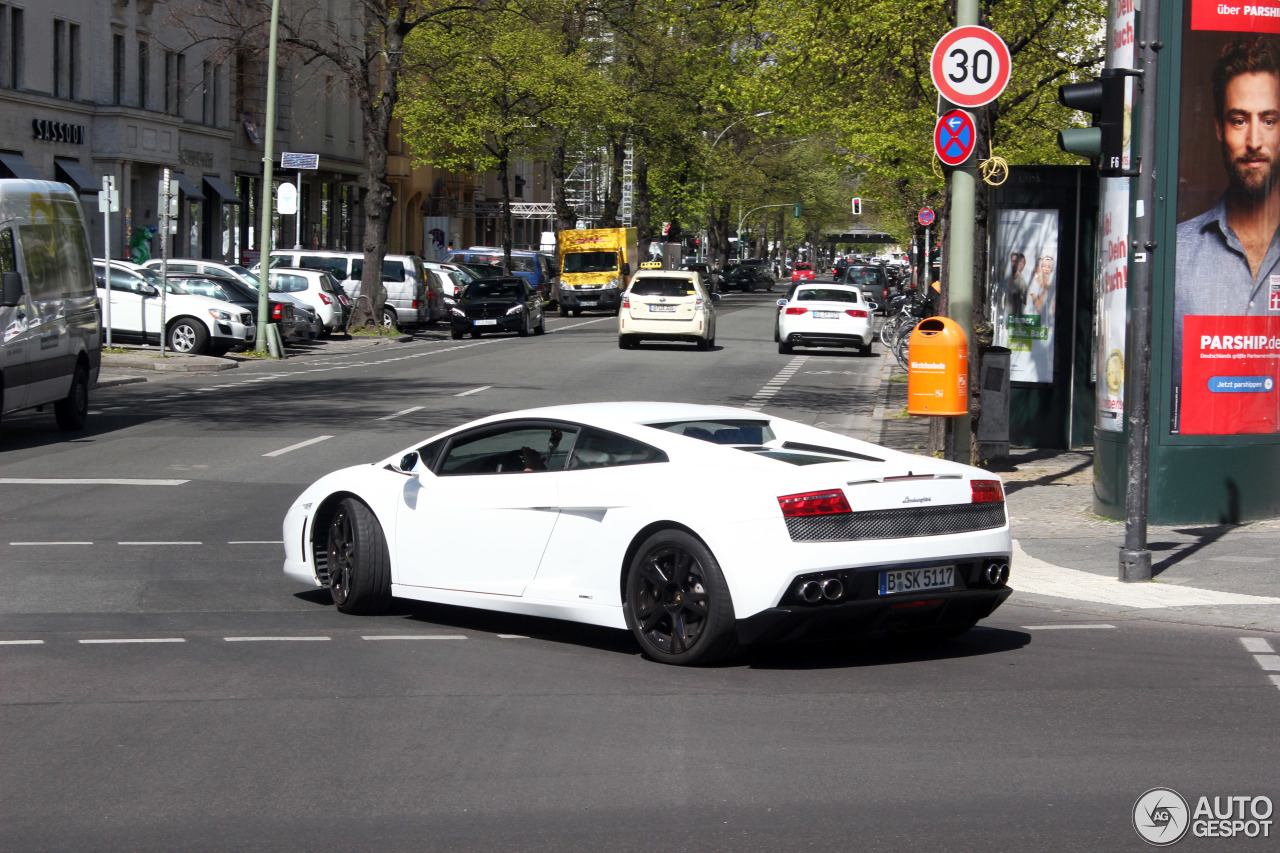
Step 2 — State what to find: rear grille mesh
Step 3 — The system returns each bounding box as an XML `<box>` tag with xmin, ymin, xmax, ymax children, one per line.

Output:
<box><xmin>786</xmin><ymin>503</ymin><xmax>1006</xmax><ymax>542</ymax></box>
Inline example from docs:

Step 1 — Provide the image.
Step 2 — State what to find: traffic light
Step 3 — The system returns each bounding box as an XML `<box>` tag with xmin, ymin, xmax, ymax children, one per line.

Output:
<box><xmin>793</xmin><ymin>202</ymin><xmax>802</xmax><ymax>218</ymax></box>
<box><xmin>1057</xmin><ymin>69</ymin><xmax>1127</xmax><ymax>173</ymax></box>
<box><xmin>852</xmin><ymin>197</ymin><xmax>862</xmax><ymax>215</ymax></box>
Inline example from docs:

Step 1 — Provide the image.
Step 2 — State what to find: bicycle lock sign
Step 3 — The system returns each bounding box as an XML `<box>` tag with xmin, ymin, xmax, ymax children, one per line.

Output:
<box><xmin>930</xmin><ymin>26</ymin><xmax>1011</xmax><ymax>108</ymax></box>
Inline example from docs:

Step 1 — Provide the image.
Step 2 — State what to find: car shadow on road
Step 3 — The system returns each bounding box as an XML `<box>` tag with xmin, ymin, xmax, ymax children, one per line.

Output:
<box><xmin>739</xmin><ymin>625</ymin><xmax>1031</xmax><ymax>670</ymax></box>
<box><xmin>0</xmin><ymin>410</ymin><xmax>166</xmax><ymax>451</ymax></box>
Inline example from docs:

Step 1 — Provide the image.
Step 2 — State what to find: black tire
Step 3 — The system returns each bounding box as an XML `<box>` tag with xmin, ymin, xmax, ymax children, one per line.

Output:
<box><xmin>167</xmin><ymin>318</ymin><xmax>209</xmax><ymax>354</ymax></box>
<box><xmin>534</xmin><ymin>316</ymin><xmax>545</xmax><ymax>335</ymax></box>
<box><xmin>623</xmin><ymin>529</ymin><xmax>737</xmax><ymax>665</ymax></box>
<box><xmin>618</xmin><ymin>334</ymin><xmax>635</xmax><ymax>350</ymax></box>
<box><xmin>470</xmin><ymin>330</ymin><xmax>482</xmax><ymax>338</ymax></box>
<box><xmin>744</xmin><ymin>281</ymin><xmax>755</xmax><ymax>293</ymax></box>
<box><xmin>696</xmin><ymin>336</ymin><xmax>710</xmax><ymax>351</ymax></box>
<box><xmin>559</xmin><ymin>305</ymin><xmax>569</xmax><ymax>317</ymax></box>
<box><xmin>773</xmin><ymin>322</ymin><xmax>780</xmax><ymax>343</ymax></box>
<box><xmin>778</xmin><ymin>340</ymin><xmax>793</xmax><ymax>354</ymax></box>
<box><xmin>450</xmin><ymin>327</ymin><xmax>464</xmax><ymax>340</ymax></box>
<box><xmin>518</xmin><ymin>312</ymin><xmax>531</xmax><ymax>337</ymax></box>
<box><xmin>860</xmin><ymin>342</ymin><xmax>873</xmax><ymax>357</ymax></box>
<box><xmin>54</xmin><ymin>363</ymin><xmax>89</xmax><ymax>431</ymax></box>
<box><xmin>325</xmin><ymin>498</ymin><xmax>391</xmax><ymax>615</ymax></box>
<box><xmin>572</xmin><ymin>309</ymin><xmax>582</xmax><ymax>317</ymax></box>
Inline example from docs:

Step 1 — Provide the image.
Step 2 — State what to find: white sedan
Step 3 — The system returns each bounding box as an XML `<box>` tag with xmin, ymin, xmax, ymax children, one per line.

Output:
<box><xmin>777</xmin><ymin>284</ymin><xmax>875</xmax><ymax>356</ymax></box>
<box><xmin>283</xmin><ymin>402</ymin><xmax>1012</xmax><ymax>665</ymax></box>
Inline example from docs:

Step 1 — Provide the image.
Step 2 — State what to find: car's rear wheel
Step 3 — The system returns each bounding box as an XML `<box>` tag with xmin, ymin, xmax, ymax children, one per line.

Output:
<box><xmin>778</xmin><ymin>340</ymin><xmax>793</xmax><ymax>354</ymax></box>
<box><xmin>618</xmin><ymin>334</ymin><xmax>636</xmax><ymax>350</ymax></box>
<box><xmin>54</xmin><ymin>363</ymin><xmax>89</xmax><ymax>431</ymax></box>
<box><xmin>624</xmin><ymin>529</ymin><xmax>737</xmax><ymax>666</ymax></box>
<box><xmin>325</xmin><ymin>497</ymin><xmax>391</xmax><ymax>615</ymax></box>
<box><xmin>696</xmin><ymin>336</ymin><xmax>710</xmax><ymax>351</ymax></box>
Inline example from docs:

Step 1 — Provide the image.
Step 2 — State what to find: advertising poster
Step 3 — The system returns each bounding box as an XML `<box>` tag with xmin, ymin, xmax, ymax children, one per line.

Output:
<box><xmin>1172</xmin><ymin>0</ymin><xmax>1280</xmax><ymax>434</ymax></box>
<box><xmin>1095</xmin><ymin>0</ymin><xmax>1137</xmax><ymax>432</ymax></box>
<box><xmin>990</xmin><ymin>209</ymin><xmax>1059</xmax><ymax>382</ymax></box>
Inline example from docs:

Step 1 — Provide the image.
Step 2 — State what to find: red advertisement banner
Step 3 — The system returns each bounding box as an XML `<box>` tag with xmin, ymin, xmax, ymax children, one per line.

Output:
<box><xmin>1190</xmin><ymin>0</ymin><xmax>1280</xmax><ymax>34</ymax></box>
<box><xmin>1181</xmin><ymin>316</ymin><xmax>1280</xmax><ymax>434</ymax></box>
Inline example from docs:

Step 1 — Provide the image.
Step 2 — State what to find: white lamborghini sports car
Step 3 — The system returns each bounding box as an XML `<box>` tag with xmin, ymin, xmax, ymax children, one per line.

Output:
<box><xmin>283</xmin><ymin>402</ymin><xmax>1012</xmax><ymax>665</ymax></box>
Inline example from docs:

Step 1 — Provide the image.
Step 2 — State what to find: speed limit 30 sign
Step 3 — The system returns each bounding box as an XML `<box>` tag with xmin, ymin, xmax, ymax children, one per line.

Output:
<box><xmin>930</xmin><ymin>26</ymin><xmax>1011</xmax><ymax>108</ymax></box>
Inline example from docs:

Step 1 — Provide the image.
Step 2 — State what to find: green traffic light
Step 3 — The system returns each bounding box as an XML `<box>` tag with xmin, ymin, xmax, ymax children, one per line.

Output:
<box><xmin>1058</xmin><ymin>127</ymin><xmax>1102</xmax><ymax>159</ymax></box>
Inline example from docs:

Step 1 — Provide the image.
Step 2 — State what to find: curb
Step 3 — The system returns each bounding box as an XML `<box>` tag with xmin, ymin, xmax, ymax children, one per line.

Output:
<box><xmin>94</xmin><ymin>375</ymin><xmax>148</xmax><ymax>389</ymax></box>
<box><xmin>869</xmin><ymin>350</ymin><xmax>895</xmax><ymax>445</ymax></box>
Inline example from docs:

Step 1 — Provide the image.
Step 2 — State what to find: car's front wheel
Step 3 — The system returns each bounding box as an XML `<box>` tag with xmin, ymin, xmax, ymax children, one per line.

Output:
<box><xmin>325</xmin><ymin>498</ymin><xmax>391</xmax><ymax>615</ymax></box>
<box><xmin>624</xmin><ymin>529</ymin><xmax>737</xmax><ymax>666</ymax></box>
<box><xmin>167</xmin><ymin>318</ymin><xmax>209</xmax><ymax>354</ymax></box>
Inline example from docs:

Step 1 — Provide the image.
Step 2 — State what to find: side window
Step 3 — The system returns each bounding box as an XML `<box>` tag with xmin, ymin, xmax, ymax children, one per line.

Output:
<box><xmin>568</xmin><ymin>428</ymin><xmax>668</xmax><ymax>470</ymax></box>
<box><xmin>301</xmin><ymin>256</ymin><xmax>349</xmax><ymax>279</ymax></box>
<box><xmin>350</xmin><ymin>259</ymin><xmax>363</xmax><ymax>280</ymax></box>
<box><xmin>110</xmin><ymin>269</ymin><xmax>144</xmax><ymax>292</ymax></box>
<box><xmin>168</xmin><ymin>262</ymin><xmax>197</xmax><ymax>272</ymax></box>
<box><xmin>16</xmin><ymin>224</ymin><xmax>59</xmax><ymax>300</ymax></box>
<box><xmin>0</xmin><ymin>230</ymin><xmax>15</xmax><ymax>274</ymax></box>
<box><xmin>381</xmin><ymin>260</ymin><xmax>406</xmax><ymax>282</ymax></box>
<box><xmin>439</xmin><ymin>425</ymin><xmax>577</xmax><ymax>476</ymax></box>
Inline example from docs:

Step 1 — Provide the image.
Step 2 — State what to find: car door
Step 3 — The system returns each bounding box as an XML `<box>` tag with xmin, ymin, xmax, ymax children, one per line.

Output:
<box><xmin>1</xmin><ymin>227</ymin><xmax>29</xmax><ymax>411</ymax></box>
<box><xmin>394</xmin><ymin>423</ymin><xmax>573</xmax><ymax>596</ymax></box>
<box><xmin>99</xmin><ymin>267</ymin><xmax>148</xmax><ymax>337</ymax></box>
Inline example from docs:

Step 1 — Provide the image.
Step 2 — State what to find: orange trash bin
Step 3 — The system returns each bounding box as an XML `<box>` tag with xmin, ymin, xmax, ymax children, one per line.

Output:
<box><xmin>907</xmin><ymin>317</ymin><xmax>969</xmax><ymax>416</ymax></box>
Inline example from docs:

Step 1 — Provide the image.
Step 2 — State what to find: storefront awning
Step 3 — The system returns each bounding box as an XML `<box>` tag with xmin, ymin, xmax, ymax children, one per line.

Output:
<box><xmin>54</xmin><ymin>158</ymin><xmax>98</xmax><ymax>195</ymax></box>
<box><xmin>172</xmin><ymin>172</ymin><xmax>205</xmax><ymax>201</ymax></box>
<box><xmin>0</xmin><ymin>151</ymin><xmax>41</xmax><ymax>180</ymax></box>
<box><xmin>202</xmin><ymin>175</ymin><xmax>241</xmax><ymax>204</ymax></box>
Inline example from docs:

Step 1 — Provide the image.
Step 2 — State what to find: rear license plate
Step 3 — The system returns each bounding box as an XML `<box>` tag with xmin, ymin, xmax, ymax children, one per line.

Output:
<box><xmin>649</xmin><ymin>304</ymin><xmax>677</xmax><ymax>313</ymax></box>
<box><xmin>476</xmin><ymin>319</ymin><xmax>498</xmax><ymax>326</ymax></box>
<box><xmin>813</xmin><ymin>310</ymin><xmax>839</xmax><ymax>319</ymax></box>
<box><xmin>878</xmin><ymin>565</ymin><xmax>954</xmax><ymax>595</ymax></box>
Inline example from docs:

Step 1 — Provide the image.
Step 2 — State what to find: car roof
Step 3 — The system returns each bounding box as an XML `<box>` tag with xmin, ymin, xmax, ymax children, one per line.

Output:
<box><xmin>480</xmin><ymin>401</ymin><xmax>769</xmax><ymax>428</ymax></box>
<box><xmin>631</xmin><ymin>269</ymin><xmax>697</xmax><ymax>280</ymax></box>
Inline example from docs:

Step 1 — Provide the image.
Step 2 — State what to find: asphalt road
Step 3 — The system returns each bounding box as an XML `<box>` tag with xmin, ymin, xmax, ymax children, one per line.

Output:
<box><xmin>2</xmin><ymin>292</ymin><xmax>1277</xmax><ymax>852</ymax></box>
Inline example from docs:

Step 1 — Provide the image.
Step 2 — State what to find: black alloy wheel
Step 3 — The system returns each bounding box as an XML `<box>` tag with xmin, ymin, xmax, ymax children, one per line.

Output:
<box><xmin>325</xmin><ymin>498</ymin><xmax>391</xmax><ymax>615</ymax></box>
<box><xmin>54</xmin><ymin>364</ymin><xmax>89</xmax><ymax>431</ymax></box>
<box><xmin>624</xmin><ymin>530</ymin><xmax>737</xmax><ymax>665</ymax></box>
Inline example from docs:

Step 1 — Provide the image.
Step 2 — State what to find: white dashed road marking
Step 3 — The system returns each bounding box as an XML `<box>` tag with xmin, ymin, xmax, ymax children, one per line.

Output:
<box><xmin>118</xmin><ymin>541</ymin><xmax>202</xmax><ymax>546</ymax></box>
<box><xmin>79</xmin><ymin>638</ymin><xmax>185</xmax><ymax>644</ymax></box>
<box><xmin>1241</xmin><ymin>638</ymin><xmax>1274</xmax><ymax>653</ymax></box>
<box><xmin>377</xmin><ymin>406</ymin><xmax>425</xmax><ymax>420</ymax></box>
<box><xmin>223</xmin><ymin>636</ymin><xmax>331</xmax><ymax>642</ymax></box>
<box><xmin>361</xmin><ymin>635</ymin><xmax>467</xmax><ymax>641</ymax></box>
<box><xmin>1021</xmin><ymin>624</ymin><xmax>1117</xmax><ymax>630</ymax></box>
<box><xmin>10</xmin><ymin>541</ymin><xmax>93</xmax><ymax>546</ymax></box>
<box><xmin>455</xmin><ymin>385</ymin><xmax>492</xmax><ymax>397</ymax></box>
<box><xmin>0</xmin><ymin>640</ymin><xmax>44</xmax><ymax>645</ymax></box>
<box><xmin>1238</xmin><ymin>638</ymin><xmax>1280</xmax><ymax>691</ymax></box>
<box><xmin>0</xmin><ymin>478</ymin><xmax>188</xmax><ymax>486</ymax></box>
<box><xmin>228</xmin><ymin>540</ymin><xmax>284</xmax><ymax>545</ymax></box>
<box><xmin>262</xmin><ymin>435</ymin><xmax>334</xmax><ymax>457</ymax></box>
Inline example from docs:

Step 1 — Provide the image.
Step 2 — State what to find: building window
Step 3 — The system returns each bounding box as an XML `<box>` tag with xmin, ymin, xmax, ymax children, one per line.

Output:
<box><xmin>52</xmin><ymin>19</ymin><xmax>63</xmax><ymax>98</ymax></box>
<box><xmin>200</xmin><ymin>61</ymin><xmax>219</xmax><ymax>126</ymax></box>
<box><xmin>112</xmin><ymin>33</ymin><xmax>124</xmax><ymax>104</ymax></box>
<box><xmin>323</xmin><ymin>75</ymin><xmax>334</xmax><ymax>139</ymax></box>
<box><xmin>68</xmin><ymin>23</ymin><xmax>78</xmax><ymax>100</ymax></box>
<box><xmin>9</xmin><ymin>7</ymin><xmax>23</xmax><ymax>90</ymax></box>
<box><xmin>138</xmin><ymin>40</ymin><xmax>150</xmax><ymax>109</ymax></box>
<box><xmin>164</xmin><ymin>50</ymin><xmax>184</xmax><ymax>116</ymax></box>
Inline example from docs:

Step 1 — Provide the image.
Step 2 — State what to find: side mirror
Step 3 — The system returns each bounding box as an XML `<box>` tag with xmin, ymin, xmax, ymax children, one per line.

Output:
<box><xmin>711</xmin><ymin>293</ymin><xmax>721</xmax><ymax>302</ymax></box>
<box><xmin>139</xmin><ymin>284</ymin><xmax>159</xmax><ymax>297</ymax></box>
<box><xmin>1</xmin><ymin>270</ymin><xmax>23</xmax><ymax>307</ymax></box>
<box><xmin>866</xmin><ymin>301</ymin><xmax>879</xmax><ymax>312</ymax></box>
<box><xmin>397</xmin><ymin>451</ymin><xmax>420</xmax><ymax>473</ymax></box>
<box><xmin>621</xmin><ymin>263</ymin><xmax>631</xmax><ymax>276</ymax></box>
<box><xmin>776</xmin><ymin>299</ymin><xmax>787</xmax><ymax>307</ymax></box>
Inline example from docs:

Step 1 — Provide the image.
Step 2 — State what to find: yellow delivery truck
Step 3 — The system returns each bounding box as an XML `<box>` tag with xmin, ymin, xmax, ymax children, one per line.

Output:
<box><xmin>557</xmin><ymin>227</ymin><xmax>638</xmax><ymax>316</ymax></box>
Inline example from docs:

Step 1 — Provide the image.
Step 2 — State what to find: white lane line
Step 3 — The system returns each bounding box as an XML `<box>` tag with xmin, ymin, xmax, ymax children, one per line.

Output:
<box><xmin>1253</xmin><ymin>655</ymin><xmax>1280</xmax><ymax>671</ymax></box>
<box><xmin>228</xmin><ymin>540</ymin><xmax>283</xmax><ymax>545</ymax></box>
<box><xmin>377</xmin><ymin>406</ymin><xmax>425</xmax><ymax>421</ymax></box>
<box><xmin>0</xmin><ymin>639</ymin><xmax>44</xmax><ymax>645</ymax></box>
<box><xmin>79</xmin><ymin>638</ymin><xmax>185</xmax><ymax>644</ymax></box>
<box><xmin>10</xmin><ymin>541</ymin><xmax>93</xmax><ymax>546</ymax></box>
<box><xmin>223</xmin><ymin>636</ymin><xmax>330</xmax><ymax>642</ymax></box>
<box><xmin>455</xmin><ymin>385</ymin><xmax>492</xmax><ymax>397</ymax></box>
<box><xmin>0</xmin><ymin>478</ymin><xmax>188</xmax><ymax>486</ymax></box>
<box><xmin>1021</xmin><ymin>624</ymin><xmax>1117</xmax><ymax>630</ymax></box>
<box><xmin>1010</xmin><ymin>540</ymin><xmax>1280</xmax><ymax>608</ymax></box>
<box><xmin>118</xmin><ymin>541</ymin><xmax>202</xmax><ymax>546</ymax></box>
<box><xmin>552</xmin><ymin>316</ymin><xmax>614</xmax><ymax>331</ymax></box>
<box><xmin>361</xmin><ymin>635</ymin><xmax>467</xmax><ymax>641</ymax></box>
<box><xmin>263</xmin><ymin>435</ymin><xmax>334</xmax><ymax>457</ymax></box>
<box><xmin>1240</xmin><ymin>637</ymin><xmax>1274</xmax><ymax>653</ymax></box>
<box><xmin>497</xmin><ymin>634</ymin><xmax>528</xmax><ymax>639</ymax></box>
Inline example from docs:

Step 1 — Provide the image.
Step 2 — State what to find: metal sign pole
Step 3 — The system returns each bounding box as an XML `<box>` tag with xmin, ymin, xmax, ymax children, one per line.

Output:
<box><xmin>255</xmin><ymin>0</ymin><xmax>282</xmax><ymax>353</ymax></box>
<box><xmin>159</xmin><ymin>168</ymin><xmax>170</xmax><ymax>357</ymax></box>
<box><xmin>294</xmin><ymin>170</ymin><xmax>303</xmax><ymax>250</ymax></box>
<box><xmin>101</xmin><ymin>175</ymin><xmax>113</xmax><ymax>347</ymax></box>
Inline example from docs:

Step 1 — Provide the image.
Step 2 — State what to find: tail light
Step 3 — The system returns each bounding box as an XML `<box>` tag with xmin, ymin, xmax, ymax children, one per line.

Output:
<box><xmin>845</xmin><ymin>309</ymin><xmax>868</xmax><ymax>318</ymax></box>
<box><xmin>778</xmin><ymin>490</ymin><xmax>852</xmax><ymax>517</ymax></box>
<box><xmin>622</xmin><ymin>295</ymin><xmax>630</xmax><ymax>309</ymax></box>
<box><xmin>271</xmin><ymin>304</ymin><xmax>284</xmax><ymax>321</ymax></box>
<box><xmin>319</xmin><ymin>293</ymin><xmax>332</xmax><ymax>305</ymax></box>
<box><xmin>971</xmin><ymin>480</ymin><xmax>1004</xmax><ymax>503</ymax></box>
<box><xmin>412</xmin><ymin>300</ymin><xmax>419</xmax><ymax>309</ymax></box>
<box><xmin>785</xmin><ymin>306</ymin><xmax>807</xmax><ymax>315</ymax></box>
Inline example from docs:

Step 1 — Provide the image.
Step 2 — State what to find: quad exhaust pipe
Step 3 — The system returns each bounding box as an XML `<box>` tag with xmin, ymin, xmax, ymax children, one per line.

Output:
<box><xmin>798</xmin><ymin>578</ymin><xmax>845</xmax><ymax>603</ymax></box>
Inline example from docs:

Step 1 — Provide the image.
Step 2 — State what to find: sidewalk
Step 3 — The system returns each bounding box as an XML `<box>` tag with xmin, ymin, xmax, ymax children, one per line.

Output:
<box><xmin>869</xmin><ymin>357</ymin><xmax>1280</xmax><ymax>633</ymax></box>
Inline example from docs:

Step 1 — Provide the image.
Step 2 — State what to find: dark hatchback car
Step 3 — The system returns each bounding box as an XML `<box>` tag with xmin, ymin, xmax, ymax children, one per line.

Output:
<box><xmin>842</xmin><ymin>264</ymin><xmax>888</xmax><ymax>310</ymax></box>
<box><xmin>167</xmin><ymin>274</ymin><xmax>298</xmax><ymax>339</ymax></box>
<box><xmin>450</xmin><ymin>276</ymin><xmax>546</xmax><ymax>339</ymax></box>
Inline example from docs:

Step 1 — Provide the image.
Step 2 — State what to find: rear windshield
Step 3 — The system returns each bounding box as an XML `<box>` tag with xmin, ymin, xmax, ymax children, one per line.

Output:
<box><xmin>794</xmin><ymin>263</ymin><xmax>812</xmax><ymax>271</ymax></box>
<box><xmin>844</xmin><ymin>268</ymin><xmax>882</xmax><ymax>284</ymax></box>
<box><xmin>630</xmin><ymin>277</ymin><xmax>696</xmax><ymax>297</ymax></box>
<box><xmin>649</xmin><ymin>419</ymin><xmax>775</xmax><ymax>445</ymax></box>
<box><xmin>271</xmin><ymin>273</ymin><xmax>309</xmax><ymax>293</ymax></box>
<box><xmin>796</xmin><ymin>288</ymin><xmax>859</xmax><ymax>303</ymax></box>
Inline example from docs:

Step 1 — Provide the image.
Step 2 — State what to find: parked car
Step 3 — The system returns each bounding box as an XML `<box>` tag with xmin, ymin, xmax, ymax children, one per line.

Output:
<box><xmin>144</xmin><ymin>259</ymin><xmax>318</xmax><ymax>341</ymax></box>
<box><xmin>165</xmin><ymin>274</ymin><xmax>295</xmax><ymax>344</ymax></box>
<box><xmin>441</xmin><ymin>248</ymin><xmax>559</xmax><ymax>303</ymax></box>
<box><xmin>282</xmin><ymin>402</ymin><xmax>1013</xmax><ymax>665</ymax></box>
<box><xmin>268</xmin><ymin>268</ymin><xmax>349</xmax><ymax>335</ymax></box>
<box><xmin>618</xmin><ymin>270</ymin><xmax>718</xmax><ymax>350</ymax></box>
<box><xmin>777</xmin><ymin>284</ymin><xmax>874</xmax><ymax>356</ymax></box>
<box><xmin>1</xmin><ymin>179</ymin><xmax>100</xmax><ymax>432</ymax></box>
<box><xmin>95</xmin><ymin>260</ymin><xmax>255</xmax><ymax>354</ymax></box>
<box><xmin>261</xmin><ymin>250</ymin><xmax>442</xmax><ymax>331</ymax></box>
<box><xmin>449</xmin><ymin>276</ymin><xmax>545</xmax><ymax>339</ymax></box>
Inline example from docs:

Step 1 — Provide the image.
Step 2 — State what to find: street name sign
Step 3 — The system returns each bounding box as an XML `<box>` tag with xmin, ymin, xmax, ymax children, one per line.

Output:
<box><xmin>930</xmin><ymin>26</ymin><xmax>1011</xmax><ymax>108</ymax></box>
<box><xmin>281</xmin><ymin>152</ymin><xmax>319</xmax><ymax>170</ymax></box>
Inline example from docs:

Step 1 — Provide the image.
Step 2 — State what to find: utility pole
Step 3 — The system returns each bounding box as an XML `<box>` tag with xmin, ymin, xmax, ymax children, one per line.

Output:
<box><xmin>254</xmin><ymin>0</ymin><xmax>282</xmax><ymax>354</ymax></box>
<box><xmin>1120</xmin><ymin>0</ymin><xmax>1161</xmax><ymax>582</ymax></box>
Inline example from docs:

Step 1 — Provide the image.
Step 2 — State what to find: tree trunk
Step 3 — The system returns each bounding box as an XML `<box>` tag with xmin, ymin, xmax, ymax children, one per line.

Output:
<box><xmin>634</xmin><ymin>143</ymin><xmax>652</xmax><ymax>245</ymax></box>
<box><xmin>551</xmin><ymin>137</ymin><xmax>576</xmax><ymax>232</ymax></box>
<box><xmin>498</xmin><ymin>143</ymin><xmax>512</xmax><ymax>274</ymax></box>
<box><xmin>598</xmin><ymin>135</ymin><xmax>626</xmax><ymax>228</ymax></box>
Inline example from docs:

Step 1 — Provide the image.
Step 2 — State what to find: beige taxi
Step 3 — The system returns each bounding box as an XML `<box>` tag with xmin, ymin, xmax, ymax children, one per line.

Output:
<box><xmin>618</xmin><ymin>269</ymin><xmax>719</xmax><ymax>351</ymax></box>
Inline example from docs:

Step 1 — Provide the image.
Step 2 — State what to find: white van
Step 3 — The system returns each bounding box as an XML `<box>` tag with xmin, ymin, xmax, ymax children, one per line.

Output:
<box><xmin>264</xmin><ymin>250</ymin><xmax>442</xmax><ymax>330</ymax></box>
<box><xmin>0</xmin><ymin>180</ymin><xmax>101</xmax><ymax>431</ymax></box>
